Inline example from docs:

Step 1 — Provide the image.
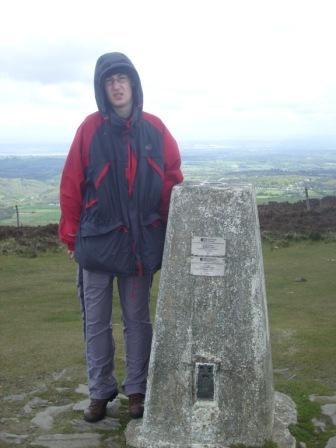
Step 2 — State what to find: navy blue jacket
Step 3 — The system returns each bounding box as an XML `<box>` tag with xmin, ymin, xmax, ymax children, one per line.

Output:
<box><xmin>59</xmin><ymin>53</ymin><xmax>183</xmax><ymax>276</ymax></box>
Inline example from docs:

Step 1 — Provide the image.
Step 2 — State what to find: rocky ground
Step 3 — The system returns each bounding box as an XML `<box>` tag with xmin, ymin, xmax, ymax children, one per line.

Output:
<box><xmin>0</xmin><ymin>368</ymin><xmax>129</xmax><ymax>448</ymax></box>
<box><xmin>1</xmin><ymin>370</ymin><xmax>336</xmax><ymax>448</ymax></box>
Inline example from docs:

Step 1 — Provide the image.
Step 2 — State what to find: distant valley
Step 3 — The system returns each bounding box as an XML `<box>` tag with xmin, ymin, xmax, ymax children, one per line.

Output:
<box><xmin>1</xmin><ymin>139</ymin><xmax>336</xmax><ymax>226</ymax></box>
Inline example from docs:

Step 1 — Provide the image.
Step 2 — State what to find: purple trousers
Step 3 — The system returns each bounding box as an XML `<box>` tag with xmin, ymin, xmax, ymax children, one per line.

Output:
<box><xmin>82</xmin><ymin>269</ymin><xmax>153</xmax><ymax>399</ymax></box>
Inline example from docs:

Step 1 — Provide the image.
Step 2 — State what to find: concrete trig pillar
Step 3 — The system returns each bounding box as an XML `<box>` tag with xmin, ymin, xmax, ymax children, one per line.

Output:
<box><xmin>126</xmin><ymin>182</ymin><xmax>274</xmax><ymax>447</ymax></box>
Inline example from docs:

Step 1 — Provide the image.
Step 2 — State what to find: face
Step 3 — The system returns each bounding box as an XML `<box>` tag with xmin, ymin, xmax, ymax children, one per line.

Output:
<box><xmin>104</xmin><ymin>72</ymin><xmax>133</xmax><ymax>118</ymax></box>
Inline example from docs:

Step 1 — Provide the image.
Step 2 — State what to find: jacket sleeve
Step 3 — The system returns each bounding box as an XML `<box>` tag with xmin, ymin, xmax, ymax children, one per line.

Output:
<box><xmin>59</xmin><ymin>124</ymin><xmax>87</xmax><ymax>251</ymax></box>
<box><xmin>160</xmin><ymin>125</ymin><xmax>183</xmax><ymax>222</ymax></box>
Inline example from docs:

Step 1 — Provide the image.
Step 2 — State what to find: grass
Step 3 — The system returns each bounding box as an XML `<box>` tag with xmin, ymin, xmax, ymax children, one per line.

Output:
<box><xmin>0</xmin><ymin>241</ymin><xmax>335</xmax><ymax>447</ymax></box>
<box><xmin>0</xmin><ymin>204</ymin><xmax>60</xmax><ymax>226</ymax></box>
<box><xmin>0</xmin><ymin>251</ymin><xmax>83</xmax><ymax>392</ymax></box>
<box><xmin>264</xmin><ymin>240</ymin><xmax>336</xmax><ymax>388</ymax></box>
<box><xmin>263</xmin><ymin>240</ymin><xmax>336</xmax><ymax>448</ymax></box>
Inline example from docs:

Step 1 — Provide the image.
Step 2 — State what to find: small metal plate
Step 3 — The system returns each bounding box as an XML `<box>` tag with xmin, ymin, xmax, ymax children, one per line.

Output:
<box><xmin>190</xmin><ymin>256</ymin><xmax>225</xmax><ymax>276</ymax></box>
<box><xmin>196</xmin><ymin>363</ymin><xmax>214</xmax><ymax>400</ymax></box>
<box><xmin>192</xmin><ymin>237</ymin><xmax>226</xmax><ymax>256</ymax></box>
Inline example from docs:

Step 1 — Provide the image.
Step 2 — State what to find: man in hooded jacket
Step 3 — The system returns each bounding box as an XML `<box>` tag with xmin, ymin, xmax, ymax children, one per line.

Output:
<box><xmin>59</xmin><ymin>52</ymin><xmax>183</xmax><ymax>421</ymax></box>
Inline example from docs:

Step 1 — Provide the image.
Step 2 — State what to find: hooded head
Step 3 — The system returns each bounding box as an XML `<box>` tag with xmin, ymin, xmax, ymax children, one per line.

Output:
<box><xmin>94</xmin><ymin>52</ymin><xmax>143</xmax><ymax>117</ymax></box>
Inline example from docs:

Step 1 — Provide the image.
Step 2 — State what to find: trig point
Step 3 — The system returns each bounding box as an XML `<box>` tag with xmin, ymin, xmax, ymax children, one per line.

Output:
<box><xmin>126</xmin><ymin>182</ymin><xmax>275</xmax><ymax>448</ymax></box>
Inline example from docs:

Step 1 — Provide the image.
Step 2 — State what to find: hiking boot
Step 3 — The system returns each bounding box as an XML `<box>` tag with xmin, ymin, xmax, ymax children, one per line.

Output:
<box><xmin>129</xmin><ymin>393</ymin><xmax>145</xmax><ymax>419</ymax></box>
<box><xmin>83</xmin><ymin>390</ymin><xmax>118</xmax><ymax>422</ymax></box>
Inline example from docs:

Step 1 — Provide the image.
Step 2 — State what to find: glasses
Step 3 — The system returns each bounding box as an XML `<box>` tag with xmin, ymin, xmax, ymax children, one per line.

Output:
<box><xmin>104</xmin><ymin>73</ymin><xmax>130</xmax><ymax>87</ymax></box>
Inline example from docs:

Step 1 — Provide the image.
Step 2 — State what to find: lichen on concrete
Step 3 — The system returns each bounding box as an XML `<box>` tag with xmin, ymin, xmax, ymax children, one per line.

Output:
<box><xmin>126</xmin><ymin>182</ymin><xmax>276</xmax><ymax>448</ymax></box>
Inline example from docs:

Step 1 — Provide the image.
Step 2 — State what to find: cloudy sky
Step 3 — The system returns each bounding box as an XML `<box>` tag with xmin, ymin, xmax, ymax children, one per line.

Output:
<box><xmin>1</xmin><ymin>0</ymin><xmax>336</xmax><ymax>145</ymax></box>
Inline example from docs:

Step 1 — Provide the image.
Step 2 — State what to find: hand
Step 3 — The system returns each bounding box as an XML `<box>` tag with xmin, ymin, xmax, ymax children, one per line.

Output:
<box><xmin>68</xmin><ymin>250</ymin><xmax>74</xmax><ymax>260</ymax></box>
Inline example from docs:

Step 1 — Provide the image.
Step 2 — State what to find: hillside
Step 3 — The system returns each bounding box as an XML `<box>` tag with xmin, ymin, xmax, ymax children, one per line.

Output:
<box><xmin>0</xmin><ymin>156</ymin><xmax>65</xmax><ymax>180</ymax></box>
<box><xmin>258</xmin><ymin>196</ymin><xmax>336</xmax><ymax>237</ymax></box>
<box><xmin>0</xmin><ymin>197</ymin><xmax>335</xmax><ymax>251</ymax></box>
<box><xmin>1</xmin><ymin>146</ymin><xmax>336</xmax><ymax>221</ymax></box>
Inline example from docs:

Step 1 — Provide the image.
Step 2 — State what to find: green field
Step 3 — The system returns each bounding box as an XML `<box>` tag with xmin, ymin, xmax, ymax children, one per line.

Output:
<box><xmin>0</xmin><ymin>204</ymin><xmax>60</xmax><ymax>226</ymax></box>
<box><xmin>1</xmin><ymin>149</ymin><xmax>336</xmax><ymax>226</ymax></box>
<box><xmin>0</xmin><ymin>241</ymin><xmax>335</xmax><ymax>447</ymax></box>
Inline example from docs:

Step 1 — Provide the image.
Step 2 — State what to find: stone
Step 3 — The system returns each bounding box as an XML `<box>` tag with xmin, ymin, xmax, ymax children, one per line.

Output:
<box><xmin>75</xmin><ymin>384</ymin><xmax>89</xmax><ymax>396</ymax></box>
<box><xmin>126</xmin><ymin>183</ymin><xmax>275</xmax><ymax>447</ymax></box>
<box><xmin>272</xmin><ymin>391</ymin><xmax>297</xmax><ymax>448</ymax></box>
<box><xmin>23</xmin><ymin>397</ymin><xmax>49</xmax><ymax>414</ymax></box>
<box><xmin>29</xmin><ymin>382</ymin><xmax>48</xmax><ymax>395</ymax></box>
<box><xmin>311</xmin><ymin>417</ymin><xmax>326</xmax><ymax>432</ymax></box>
<box><xmin>31</xmin><ymin>433</ymin><xmax>101</xmax><ymax>448</ymax></box>
<box><xmin>71</xmin><ymin>417</ymin><xmax>121</xmax><ymax>431</ymax></box>
<box><xmin>73</xmin><ymin>399</ymin><xmax>90</xmax><ymax>411</ymax></box>
<box><xmin>309</xmin><ymin>394</ymin><xmax>336</xmax><ymax>404</ymax></box>
<box><xmin>55</xmin><ymin>387</ymin><xmax>71</xmax><ymax>393</ymax></box>
<box><xmin>106</xmin><ymin>398</ymin><xmax>121</xmax><ymax>418</ymax></box>
<box><xmin>128</xmin><ymin>393</ymin><xmax>297</xmax><ymax>448</ymax></box>
<box><xmin>274</xmin><ymin>391</ymin><xmax>297</xmax><ymax>426</ymax></box>
<box><xmin>321</xmin><ymin>404</ymin><xmax>336</xmax><ymax>424</ymax></box>
<box><xmin>31</xmin><ymin>404</ymin><xmax>73</xmax><ymax>430</ymax></box>
<box><xmin>0</xmin><ymin>432</ymin><xmax>28</xmax><ymax>444</ymax></box>
<box><xmin>326</xmin><ymin>437</ymin><xmax>336</xmax><ymax>448</ymax></box>
<box><xmin>3</xmin><ymin>393</ymin><xmax>27</xmax><ymax>401</ymax></box>
<box><xmin>73</xmin><ymin>397</ymin><xmax>120</xmax><ymax>417</ymax></box>
<box><xmin>321</xmin><ymin>404</ymin><xmax>336</xmax><ymax>414</ymax></box>
<box><xmin>52</xmin><ymin>368</ymin><xmax>69</xmax><ymax>381</ymax></box>
<box><xmin>294</xmin><ymin>277</ymin><xmax>307</xmax><ymax>282</ymax></box>
<box><xmin>0</xmin><ymin>417</ymin><xmax>20</xmax><ymax>424</ymax></box>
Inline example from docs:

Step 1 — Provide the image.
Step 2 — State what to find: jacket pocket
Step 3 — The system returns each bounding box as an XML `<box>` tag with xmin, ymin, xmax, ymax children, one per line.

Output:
<box><xmin>75</xmin><ymin>224</ymin><xmax>134</xmax><ymax>275</ymax></box>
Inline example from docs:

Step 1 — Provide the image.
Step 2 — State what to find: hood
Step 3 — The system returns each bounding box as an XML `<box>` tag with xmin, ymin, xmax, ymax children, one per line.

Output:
<box><xmin>94</xmin><ymin>52</ymin><xmax>143</xmax><ymax>117</ymax></box>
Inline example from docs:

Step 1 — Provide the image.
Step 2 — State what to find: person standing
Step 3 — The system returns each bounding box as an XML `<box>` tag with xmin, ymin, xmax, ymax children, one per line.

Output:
<box><xmin>59</xmin><ymin>52</ymin><xmax>183</xmax><ymax>421</ymax></box>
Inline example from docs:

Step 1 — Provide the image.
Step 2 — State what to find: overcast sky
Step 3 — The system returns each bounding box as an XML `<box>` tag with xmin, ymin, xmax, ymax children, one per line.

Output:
<box><xmin>1</xmin><ymin>0</ymin><xmax>336</xmax><ymax>146</ymax></box>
